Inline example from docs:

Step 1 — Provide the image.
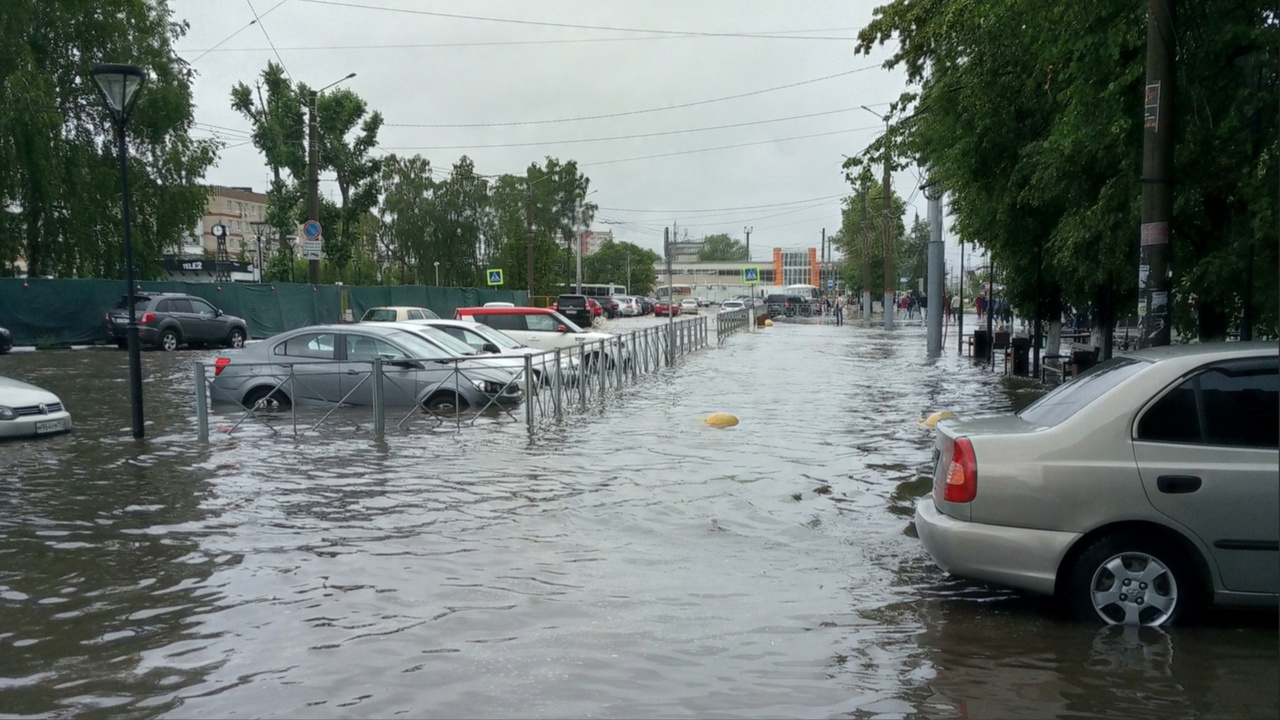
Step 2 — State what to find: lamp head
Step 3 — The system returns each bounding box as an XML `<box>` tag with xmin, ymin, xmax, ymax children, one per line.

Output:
<box><xmin>91</xmin><ymin>64</ymin><xmax>147</xmax><ymax>123</ymax></box>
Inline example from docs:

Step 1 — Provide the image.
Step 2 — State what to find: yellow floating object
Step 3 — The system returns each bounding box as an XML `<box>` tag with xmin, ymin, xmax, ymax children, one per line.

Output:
<box><xmin>922</xmin><ymin>411</ymin><xmax>956</xmax><ymax>429</ymax></box>
<box><xmin>705</xmin><ymin>412</ymin><xmax>740</xmax><ymax>428</ymax></box>
<box><xmin>764</xmin><ymin>319</ymin><xmax>774</xmax><ymax>327</ymax></box>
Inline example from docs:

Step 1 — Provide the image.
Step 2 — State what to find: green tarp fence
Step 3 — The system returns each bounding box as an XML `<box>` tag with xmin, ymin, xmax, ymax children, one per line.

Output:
<box><xmin>0</xmin><ymin>279</ymin><xmax>528</xmax><ymax>347</ymax></box>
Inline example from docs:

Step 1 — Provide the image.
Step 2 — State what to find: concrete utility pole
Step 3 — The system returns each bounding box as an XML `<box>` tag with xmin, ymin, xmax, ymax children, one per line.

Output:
<box><xmin>307</xmin><ymin>89</ymin><xmax>320</xmax><ymax>285</ymax></box>
<box><xmin>881</xmin><ymin>116</ymin><xmax>894</xmax><ymax>331</ymax></box>
<box><xmin>744</xmin><ymin>226</ymin><xmax>752</xmax><ymax>262</ymax></box>
<box><xmin>859</xmin><ymin>186</ymin><xmax>872</xmax><ymax>326</ymax></box>
<box><xmin>1138</xmin><ymin>0</ymin><xmax>1175</xmax><ymax>347</ymax></box>
<box><xmin>925</xmin><ymin>181</ymin><xmax>943</xmax><ymax>354</ymax></box>
<box><xmin>665</xmin><ymin>226</ymin><xmax>674</xmax><ymax>365</ymax></box>
<box><xmin>525</xmin><ymin>178</ymin><xmax>535</xmax><ymax>296</ymax></box>
<box><xmin>820</xmin><ymin>227</ymin><xmax>826</xmax><ymax>292</ymax></box>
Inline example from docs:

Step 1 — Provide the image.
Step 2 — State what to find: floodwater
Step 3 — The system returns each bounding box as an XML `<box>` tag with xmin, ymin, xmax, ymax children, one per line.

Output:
<box><xmin>0</xmin><ymin>316</ymin><xmax>1275</xmax><ymax>719</ymax></box>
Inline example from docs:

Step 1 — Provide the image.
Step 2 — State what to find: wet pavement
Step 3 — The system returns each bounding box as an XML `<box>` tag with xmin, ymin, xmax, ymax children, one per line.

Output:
<box><xmin>0</xmin><ymin>317</ymin><xmax>1276</xmax><ymax>719</ymax></box>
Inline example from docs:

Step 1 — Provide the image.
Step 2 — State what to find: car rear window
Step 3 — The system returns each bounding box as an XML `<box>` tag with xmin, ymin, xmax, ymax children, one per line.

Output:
<box><xmin>363</xmin><ymin>309</ymin><xmax>398</xmax><ymax>322</ymax></box>
<box><xmin>558</xmin><ymin>296</ymin><xmax>587</xmax><ymax>308</ymax></box>
<box><xmin>1017</xmin><ymin>356</ymin><xmax>1148</xmax><ymax>427</ymax></box>
<box><xmin>114</xmin><ymin>295</ymin><xmax>152</xmax><ymax>310</ymax></box>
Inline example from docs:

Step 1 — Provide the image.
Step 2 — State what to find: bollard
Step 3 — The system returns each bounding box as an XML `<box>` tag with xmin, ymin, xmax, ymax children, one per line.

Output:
<box><xmin>524</xmin><ymin>354</ymin><xmax>535</xmax><ymax>428</ymax></box>
<box><xmin>372</xmin><ymin>357</ymin><xmax>385</xmax><ymax>439</ymax></box>
<box><xmin>194</xmin><ymin>361</ymin><xmax>209</xmax><ymax>442</ymax></box>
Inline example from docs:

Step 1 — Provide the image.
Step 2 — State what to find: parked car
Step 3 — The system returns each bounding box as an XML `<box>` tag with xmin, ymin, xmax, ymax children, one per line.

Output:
<box><xmin>106</xmin><ymin>292</ymin><xmax>248</xmax><ymax>351</ymax></box>
<box><xmin>614</xmin><ymin>297</ymin><xmax>641</xmax><ymax>317</ymax></box>
<box><xmin>719</xmin><ymin>300</ymin><xmax>746</xmax><ymax>312</ymax></box>
<box><xmin>0</xmin><ymin>375</ymin><xmax>72</xmax><ymax>438</ymax></box>
<box><xmin>209</xmin><ymin>323</ymin><xmax>522</xmax><ymax>414</ymax></box>
<box><xmin>0</xmin><ymin>325</ymin><xmax>11</xmax><ymax>354</ymax></box>
<box><xmin>360</xmin><ymin>306</ymin><xmax>439</xmax><ymax>322</ymax></box>
<box><xmin>483</xmin><ymin>302</ymin><xmax>515</xmax><ymax>308</ymax></box>
<box><xmin>654</xmin><ymin>301</ymin><xmax>681</xmax><ymax>317</ymax></box>
<box><xmin>596</xmin><ymin>297</ymin><xmax>620</xmax><ymax>319</ymax></box>
<box><xmin>454</xmin><ymin>306</ymin><xmax>626</xmax><ymax>370</ymax></box>
<box><xmin>552</xmin><ymin>294</ymin><xmax>593</xmax><ymax>328</ymax></box>
<box><xmin>637</xmin><ymin>297</ymin><xmax>655</xmax><ymax>315</ymax></box>
<box><xmin>915</xmin><ymin>342</ymin><xmax>1279</xmax><ymax>626</ymax></box>
<box><xmin>680</xmin><ymin>299</ymin><xmax>700</xmax><ymax>315</ymax></box>
<box><xmin>696</xmin><ymin>297</ymin><xmax>712</xmax><ymax>308</ymax></box>
<box><xmin>587</xmin><ymin>298</ymin><xmax>603</xmax><ymax>318</ymax></box>
<box><xmin>402</xmin><ymin>318</ymin><xmax>580</xmax><ymax>386</ymax></box>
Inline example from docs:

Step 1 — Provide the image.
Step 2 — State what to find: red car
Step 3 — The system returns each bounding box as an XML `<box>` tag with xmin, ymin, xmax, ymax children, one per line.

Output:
<box><xmin>587</xmin><ymin>298</ymin><xmax>602</xmax><ymax>317</ymax></box>
<box><xmin>654</xmin><ymin>301</ymin><xmax>682</xmax><ymax>317</ymax></box>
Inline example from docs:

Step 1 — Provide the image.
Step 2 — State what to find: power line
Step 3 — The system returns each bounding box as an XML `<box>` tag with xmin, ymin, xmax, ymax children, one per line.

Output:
<box><xmin>380</xmin><ymin>106</ymin><xmax>871</xmax><ymax>151</ymax></box>
<box><xmin>297</xmin><ymin>0</ymin><xmax>859</xmax><ymax>40</ymax></box>
<box><xmin>599</xmin><ymin>193</ymin><xmax>849</xmax><ymax>214</ymax></box>
<box><xmin>386</xmin><ymin>66</ymin><xmax>882</xmax><ymax>128</ymax></box>
<box><xmin>245</xmin><ymin>0</ymin><xmax>292</xmax><ymax>80</ymax></box>
<box><xmin>579</xmin><ymin>126</ymin><xmax>878</xmax><ymax>167</ymax></box>
<box><xmin>190</xmin><ymin>0</ymin><xmax>290</xmax><ymax>64</ymax></box>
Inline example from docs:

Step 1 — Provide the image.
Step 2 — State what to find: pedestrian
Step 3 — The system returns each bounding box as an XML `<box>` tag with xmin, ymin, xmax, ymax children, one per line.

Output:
<box><xmin>919</xmin><ymin>293</ymin><xmax>927</xmax><ymax>321</ymax></box>
<box><xmin>834</xmin><ymin>296</ymin><xmax>844</xmax><ymax>326</ymax></box>
<box><xmin>949</xmin><ymin>293</ymin><xmax>959</xmax><ymax>323</ymax></box>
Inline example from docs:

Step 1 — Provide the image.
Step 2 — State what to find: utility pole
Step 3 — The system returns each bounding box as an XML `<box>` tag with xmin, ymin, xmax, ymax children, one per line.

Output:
<box><xmin>859</xmin><ymin>185</ymin><xmax>872</xmax><ymax>325</ymax></box>
<box><xmin>525</xmin><ymin>178</ymin><xmax>534</xmax><ymax>296</ymax></box>
<box><xmin>575</xmin><ymin>229</ymin><xmax>583</xmax><ymax>293</ymax></box>
<box><xmin>665</xmin><ymin>226</ymin><xmax>674</xmax><ymax>366</ymax></box>
<box><xmin>820</xmin><ymin>227</ymin><xmax>826</xmax><ymax>296</ymax></box>
<box><xmin>925</xmin><ymin>180</ymin><xmax>943</xmax><ymax>354</ymax></box>
<box><xmin>307</xmin><ymin>88</ymin><xmax>320</xmax><ymax>285</ymax></box>
<box><xmin>625</xmin><ymin>252</ymin><xmax>631</xmax><ymax>294</ymax></box>
<box><xmin>881</xmin><ymin>115</ymin><xmax>894</xmax><ymax>331</ymax></box>
<box><xmin>1138</xmin><ymin>0</ymin><xmax>1175</xmax><ymax>347</ymax></box>
<box><xmin>744</xmin><ymin>226</ymin><xmax>752</xmax><ymax>262</ymax></box>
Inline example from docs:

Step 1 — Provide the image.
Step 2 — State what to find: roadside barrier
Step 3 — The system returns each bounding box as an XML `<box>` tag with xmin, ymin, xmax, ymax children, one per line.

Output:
<box><xmin>192</xmin><ymin>315</ymin><xmax>734</xmax><ymax>440</ymax></box>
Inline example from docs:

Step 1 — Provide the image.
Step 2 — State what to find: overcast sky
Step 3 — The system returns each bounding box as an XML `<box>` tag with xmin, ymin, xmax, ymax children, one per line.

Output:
<box><xmin>172</xmin><ymin>0</ymin><xmax>978</xmax><ymax>275</ymax></box>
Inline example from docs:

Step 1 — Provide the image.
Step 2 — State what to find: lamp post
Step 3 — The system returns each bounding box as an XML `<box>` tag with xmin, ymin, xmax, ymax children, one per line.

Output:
<box><xmin>250</xmin><ymin>220</ymin><xmax>268</xmax><ymax>283</ymax></box>
<box><xmin>433</xmin><ymin>261</ymin><xmax>440</xmax><ymax>286</ymax></box>
<box><xmin>92</xmin><ymin>63</ymin><xmax>147</xmax><ymax>439</ymax></box>
<box><xmin>307</xmin><ymin>72</ymin><xmax>357</xmax><ymax>285</ymax></box>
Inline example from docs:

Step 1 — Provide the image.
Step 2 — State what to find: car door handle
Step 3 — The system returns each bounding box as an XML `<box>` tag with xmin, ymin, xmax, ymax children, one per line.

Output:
<box><xmin>1157</xmin><ymin>475</ymin><xmax>1202</xmax><ymax>494</ymax></box>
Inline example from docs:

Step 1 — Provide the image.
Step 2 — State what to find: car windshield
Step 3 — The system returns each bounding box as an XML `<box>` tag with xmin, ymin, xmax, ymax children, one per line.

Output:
<box><xmin>558</xmin><ymin>296</ymin><xmax>587</xmax><ymax>307</ymax></box>
<box><xmin>548</xmin><ymin>310</ymin><xmax>585</xmax><ymax>332</ymax></box>
<box><xmin>469</xmin><ymin>325</ymin><xmax>523</xmax><ymax>349</ymax></box>
<box><xmin>384</xmin><ymin>330</ymin><xmax>456</xmax><ymax>359</ymax></box>
<box><xmin>1017</xmin><ymin>356</ymin><xmax>1149</xmax><ymax>427</ymax></box>
<box><xmin>411</xmin><ymin>326</ymin><xmax>480</xmax><ymax>355</ymax></box>
<box><xmin>362</xmin><ymin>309</ymin><xmax>398</xmax><ymax>322</ymax></box>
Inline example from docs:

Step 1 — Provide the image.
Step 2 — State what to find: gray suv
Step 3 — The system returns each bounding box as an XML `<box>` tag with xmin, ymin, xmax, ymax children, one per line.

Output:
<box><xmin>106</xmin><ymin>292</ymin><xmax>248</xmax><ymax>351</ymax></box>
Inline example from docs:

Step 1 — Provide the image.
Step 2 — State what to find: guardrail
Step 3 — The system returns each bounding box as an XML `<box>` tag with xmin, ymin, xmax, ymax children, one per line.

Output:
<box><xmin>192</xmin><ymin>316</ymin><xmax>715</xmax><ymax>440</ymax></box>
<box><xmin>715</xmin><ymin>307</ymin><xmax>753</xmax><ymax>341</ymax></box>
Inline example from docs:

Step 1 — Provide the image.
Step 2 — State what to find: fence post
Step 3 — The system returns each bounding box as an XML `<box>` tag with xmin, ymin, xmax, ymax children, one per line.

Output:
<box><xmin>194</xmin><ymin>361</ymin><xmax>209</xmax><ymax>442</ymax></box>
<box><xmin>524</xmin><ymin>353</ymin><xmax>535</xmax><ymax>428</ymax></box>
<box><xmin>372</xmin><ymin>357</ymin><xmax>385</xmax><ymax>439</ymax></box>
<box><xmin>553</xmin><ymin>348</ymin><xmax>563</xmax><ymax>419</ymax></box>
<box><xmin>578</xmin><ymin>339</ymin><xmax>587</xmax><ymax>410</ymax></box>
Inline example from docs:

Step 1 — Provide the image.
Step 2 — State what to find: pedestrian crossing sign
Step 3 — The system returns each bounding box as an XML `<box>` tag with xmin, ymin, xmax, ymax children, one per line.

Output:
<box><xmin>486</xmin><ymin>269</ymin><xmax>504</xmax><ymax>286</ymax></box>
<box><xmin>742</xmin><ymin>266</ymin><xmax>760</xmax><ymax>285</ymax></box>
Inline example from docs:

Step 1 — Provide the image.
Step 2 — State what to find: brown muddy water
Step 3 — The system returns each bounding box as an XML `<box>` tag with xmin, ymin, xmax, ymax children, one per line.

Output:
<box><xmin>0</xmin><ymin>317</ymin><xmax>1275</xmax><ymax>719</ymax></box>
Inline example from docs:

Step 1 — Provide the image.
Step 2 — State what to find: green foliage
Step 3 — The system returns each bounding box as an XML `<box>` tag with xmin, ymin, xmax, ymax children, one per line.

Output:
<box><xmin>583</xmin><ymin>240</ymin><xmax>660</xmax><ymax>295</ymax></box>
<box><xmin>853</xmin><ymin>0</ymin><xmax>1277</xmax><ymax>338</ymax></box>
<box><xmin>833</xmin><ymin>174</ymin><xmax>907</xmax><ymax>295</ymax></box>
<box><xmin>697</xmin><ymin>233</ymin><xmax>748</xmax><ymax>261</ymax></box>
<box><xmin>0</xmin><ymin>0</ymin><xmax>217</xmax><ymax>279</ymax></box>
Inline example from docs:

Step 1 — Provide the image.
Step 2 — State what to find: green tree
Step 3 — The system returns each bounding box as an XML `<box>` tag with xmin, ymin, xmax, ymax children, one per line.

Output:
<box><xmin>0</xmin><ymin>0</ymin><xmax>217</xmax><ymax>278</ymax></box>
<box><xmin>311</xmin><ymin>86</ymin><xmax>382</xmax><ymax>279</ymax></box>
<box><xmin>583</xmin><ymin>240</ymin><xmax>660</xmax><ymax>295</ymax></box>
<box><xmin>834</xmin><ymin>174</ymin><xmax>906</xmax><ymax>296</ymax></box>
<box><xmin>230</xmin><ymin>61</ymin><xmax>305</xmax><ymax>255</ymax></box>
<box><xmin>697</xmin><ymin>233</ymin><xmax>748</xmax><ymax>261</ymax></box>
<box><xmin>378</xmin><ymin>154</ymin><xmax>434</xmax><ymax>284</ymax></box>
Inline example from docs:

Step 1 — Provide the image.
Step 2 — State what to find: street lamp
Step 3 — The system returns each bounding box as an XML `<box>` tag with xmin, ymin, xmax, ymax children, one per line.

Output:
<box><xmin>250</xmin><ymin>220</ymin><xmax>269</xmax><ymax>283</ymax></box>
<box><xmin>433</xmin><ymin>261</ymin><xmax>440</xmax><ymax>286</ymax></box>
<box><xmin>307</xmin><ymin>72</ymin><xmax>357</xmax><ymax>284</ymax></box>
<box><xmin>92</xmin><ymin>62</ymin><xmax>147</xmax><ymax>439</ymax></box>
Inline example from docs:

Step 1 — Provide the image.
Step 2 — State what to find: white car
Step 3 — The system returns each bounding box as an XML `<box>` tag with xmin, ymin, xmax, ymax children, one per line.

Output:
<box><xmin>454</xmin><ymin>307</ymin><xmax>627</xmax><ymax>370</ymax></box>
<box><xmin>407</xmin><ymin>318</ymin><xmax>580</xmax><ymax>384</ymax></box>
<box><xmin>615</xmin><ymin>297</ymin><xmax>641</xmax><ymax>317</ymax></box>
<box><xmin>719</xmin><ymin>300</ymin><xmax>746</xmax><ymax>312</ymax></box>
<box><xmin>680</xmin><ymin>299</ymin><xmax>700</xmax><ymax>315</ymax></box>
<box><xmin>0</xmin><ymin>375</ymin><xmax>73</xmax><ymax>438</ymax></box>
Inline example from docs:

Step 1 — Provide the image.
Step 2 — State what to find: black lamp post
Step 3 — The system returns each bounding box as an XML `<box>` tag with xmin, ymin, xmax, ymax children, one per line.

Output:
<box><xmin>92</xmin><ymin>63</ymin><xmax>147</xmax><ymax>439</ymax></box>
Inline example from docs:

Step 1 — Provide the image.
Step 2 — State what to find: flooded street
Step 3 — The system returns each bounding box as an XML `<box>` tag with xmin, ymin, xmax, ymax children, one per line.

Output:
<box><xmin>1</xmin><ymin>318</ymin><xmax>1276</xmax><ymax>719</ymax></box>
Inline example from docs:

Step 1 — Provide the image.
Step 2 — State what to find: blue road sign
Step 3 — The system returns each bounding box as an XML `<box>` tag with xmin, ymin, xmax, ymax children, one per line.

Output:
<box><xmin>486</xmin><ymin>268</ymin><xmax>504</xmax><ymax>286</ymax></box>
<box><xmin>303</xmin><ymin>220</ymin><xmax>322</xmax><ymax>239</ymax></box>
<box><xmin>827</xmin><ymin>280</ymin><xmax>835</xmax><ymax>290</ymax></box>
<box><xmin>742</xmin><ymin>266</ymin><xmax>760</xmax><ymax>284</ymax></box>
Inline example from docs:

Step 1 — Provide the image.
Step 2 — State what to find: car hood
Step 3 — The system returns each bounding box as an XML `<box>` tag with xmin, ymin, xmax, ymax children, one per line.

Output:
<box><xmin>0</xmin><ymin>376</ymin><xmax>62</xmax><ymax>406</ymax></box>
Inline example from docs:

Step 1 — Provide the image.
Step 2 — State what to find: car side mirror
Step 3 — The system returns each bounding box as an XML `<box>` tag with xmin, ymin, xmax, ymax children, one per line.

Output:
<box><xmin>557</xmin><ymin>324</ymin><xmax>568</xmax><ymax>333</ymax></box>
<box><xmin>482</xmin><ymin>342</ymin><xmax>500</xmax><ymax>353</ymax></box>
<box><xmin>215</xmin><ymin>308</ymin><xmax>223</xmax><ymax>317</ymax></box>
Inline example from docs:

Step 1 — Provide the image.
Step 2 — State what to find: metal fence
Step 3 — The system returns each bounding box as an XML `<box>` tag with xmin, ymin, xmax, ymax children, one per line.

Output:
<box><xmin>715</xmin><ymin>307</ymin><xmax>753</xmax><ymax>340</ymax></box>
<box><xmin>193</xmin><ymin>315</ymin><xmax>722</xmax><ymax>440</ymax></box>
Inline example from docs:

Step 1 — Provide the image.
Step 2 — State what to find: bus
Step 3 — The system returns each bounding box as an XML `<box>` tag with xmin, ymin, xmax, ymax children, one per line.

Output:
<box><xmin>559</xmin><ymin>283</ymin><xmax>627</xmax><ymax>298</ymax></box>
<box><xmin>785</xmin><ymin>284</ymin><xmax>821</xmax><ymax>301</ymax></box>
<box><xmin>654</xmin><ymin>284</ymin><xmax>693</xmax><ymax>300</ymax></box>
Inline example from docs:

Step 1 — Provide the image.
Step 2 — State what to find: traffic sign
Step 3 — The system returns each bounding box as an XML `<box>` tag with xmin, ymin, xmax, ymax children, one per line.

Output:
<box><xmin>742</xmin><ymin>266</ymin><xmax>760</xmax><ymax>285</ymax></box>
<box><xmin>486</xmin><ymin>268</ymin><xmax>504</xmax><ymax>286</ymax></box>
<box><xmin>301</xmin><ymin>239</ymin><xmax>322</xmax><ymax>260</ymax></box>
<box><xmin>303</xmin><ymin>220</ymin><xmax>322</xmax><ymax>240</ymax></box>
<box><xmin>827</xmin><ymin>279</ymin><xmax>835</xmax><ymax>290</ymax></box>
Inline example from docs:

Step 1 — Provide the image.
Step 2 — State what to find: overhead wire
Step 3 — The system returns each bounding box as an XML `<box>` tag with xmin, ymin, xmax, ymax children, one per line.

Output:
<box><xmin>245</xmin><ymin>0</ymin><xmax>292</xmax><ymax>80</ymax></box>
<box><xmin>189</xmin><ymin>0</ymin><xmax>290</xmax><ymax>64</ymax></box>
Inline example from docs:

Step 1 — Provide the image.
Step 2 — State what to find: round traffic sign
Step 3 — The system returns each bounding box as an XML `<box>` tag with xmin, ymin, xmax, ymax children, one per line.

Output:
<box><xmin>303</xmin><ymin>220</ymin><xmax>322</xmax><ymax>239</ymax></box>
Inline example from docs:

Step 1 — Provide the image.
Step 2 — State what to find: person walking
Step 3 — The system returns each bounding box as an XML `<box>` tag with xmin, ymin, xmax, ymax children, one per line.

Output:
<box><xmin>834</xmin><ymin>295</ymin><xmax>844</xmax><ymax>326</ymax></box>
<box><xmin>950</xmin><ymin>293</ymin><xmax>960</xmax><ymax>323</ymax></box>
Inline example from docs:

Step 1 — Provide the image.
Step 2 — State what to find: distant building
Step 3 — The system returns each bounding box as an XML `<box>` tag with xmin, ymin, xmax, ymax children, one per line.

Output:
<box><xmin>578</xmin><ymin>229</ymin><xmax>614</xmax><ymax>257</ymax></box>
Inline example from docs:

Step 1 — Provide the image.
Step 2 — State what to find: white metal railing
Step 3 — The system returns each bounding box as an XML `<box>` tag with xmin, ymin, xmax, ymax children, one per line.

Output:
<box><xmin>193</xmin><ymin>316</ymin><xmax>714</xmax><ymax>440</ymax></box>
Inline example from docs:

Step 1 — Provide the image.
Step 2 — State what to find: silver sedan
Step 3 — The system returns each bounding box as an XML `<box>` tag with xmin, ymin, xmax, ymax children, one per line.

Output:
<box><xmin>916</xmin><ymin>342</ymin><xmax>1278</xmax><ymax>626</ymax></box>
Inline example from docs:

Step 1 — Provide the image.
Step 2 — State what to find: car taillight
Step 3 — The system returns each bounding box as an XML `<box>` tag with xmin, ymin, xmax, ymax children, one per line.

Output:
<box><xmin>944</xmin><ymin>437</ymin><xmax>977</xmax><ymax>503</ymax></box>
<box><xmin>214</xmin><ymin>357</ymin><xmax>231</xmax><ymax>376</ymax></box>
<box><xmin>105</xmin><ymin>312</ymin><xmax>111</xmax><ymax>325</ymax></box>
<box><xmin>140</xmin><ymin>312</ymin><xmax>156</xmax><ymax>325</ymax></box>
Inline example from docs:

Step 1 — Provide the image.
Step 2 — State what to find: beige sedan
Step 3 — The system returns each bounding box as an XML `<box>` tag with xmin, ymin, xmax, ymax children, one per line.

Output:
<box><xmin>916</xmin><ymin>342</ymin><xmax>1278</xmax><ymax>626</ymax></box>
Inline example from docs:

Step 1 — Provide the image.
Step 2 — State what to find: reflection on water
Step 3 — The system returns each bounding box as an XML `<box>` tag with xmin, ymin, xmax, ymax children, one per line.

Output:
<box><xmin>0</xmin><ymin>322</ymin><xmax>1275</xmax><ymax>719</ymax></box>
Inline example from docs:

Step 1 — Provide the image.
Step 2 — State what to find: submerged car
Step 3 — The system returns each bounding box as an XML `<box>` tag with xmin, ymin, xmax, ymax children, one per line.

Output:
<box><xmin>209</xmin><ymin>323</ymin><xmax>522</xmax><ymax>414</ymax></box>
<box><xmin>360</xmin><ymin>306</ymin><xmax>440</xmax><ymax>322</ymax></box>
<box><xmin>915</xmin><ymin>342</ymin><xmax>1279</xmax><ymax>626</ymax></box>
<box><xmin>409</xmin><ymin>318</ymin><xmax>579</xmax><ymax>385</ymax></box>
<box><xmin>0</xmin><ymin>325</ymin><xmax>11</xmax><ymax>354</ymax></box>
<box><xmin>0</xmin><ymin>375</ymin><xmax>72</xmax><ymax>438</ymax></box>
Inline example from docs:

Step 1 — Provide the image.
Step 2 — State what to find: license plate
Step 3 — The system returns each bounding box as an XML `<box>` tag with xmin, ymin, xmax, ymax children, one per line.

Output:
<box><xmin>35</xmin><ymin>419</ymin><xmax>65</xmax><ymax>434</ymax></box>
<box><xmin>113</xmin><ymin>317</ymin><xmax>125</xmax><ymax>324</ymax></box>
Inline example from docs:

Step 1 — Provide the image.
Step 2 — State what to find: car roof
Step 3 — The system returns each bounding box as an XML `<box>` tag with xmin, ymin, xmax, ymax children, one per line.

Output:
<box><xmin>364</xmin><ymin>306</ymin><xmax>431</xmax><ymax>312</ymax></box>
<box><xmin>456</xmin><ymin>306</ymin><xmax>551</xmax><ymax>315</ymax></box>
<box><xmin>1121</xmin><ymin>341</ymin><xmax>1278</xmax><ymax>363</ymax></box>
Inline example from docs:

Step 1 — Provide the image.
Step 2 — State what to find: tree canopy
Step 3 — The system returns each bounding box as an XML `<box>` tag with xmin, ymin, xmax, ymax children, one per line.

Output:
<box><xmin>698</xmin><ymin>233</ymin><xmax>749</xmax><ymax>261</ymax></box>
<box><xmin>851</xmin><ymin>0</ymin><xmax>1277</xmax><ymax>339</ymax></box>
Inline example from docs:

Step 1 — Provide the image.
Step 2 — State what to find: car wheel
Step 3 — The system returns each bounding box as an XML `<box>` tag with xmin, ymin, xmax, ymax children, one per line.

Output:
<box><xmin>227</xmin><ymin>328</ymin><xmax>246</xmax><ymax>349</ymax></box>
<box><xmin>424</xmin><ymin>392</ymin><xmax>469</xmax><ymax>414</ymax></box>
<box><xmin>243</xmin><ymin>386</ymin><xmax>291</xmax><ymax>411</ymax></box>
<box><xmin>1065</xmin><ymin>533</ymin><xmax>1198</xmax><ymax>627</ymax></box>
<box><xmin>159</xmin><ymin>329</ymin><xmax>180</xmax><ymax>352</ymax></box>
